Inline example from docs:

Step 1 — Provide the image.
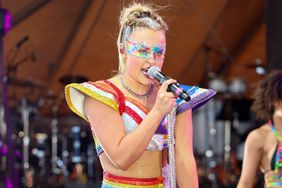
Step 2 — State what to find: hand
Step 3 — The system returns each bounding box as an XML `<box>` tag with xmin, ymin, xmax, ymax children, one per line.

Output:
<box><xmin>152</xmin><ymin>79</ymin><xmax>177</xmax><ymax>116</ymax></box>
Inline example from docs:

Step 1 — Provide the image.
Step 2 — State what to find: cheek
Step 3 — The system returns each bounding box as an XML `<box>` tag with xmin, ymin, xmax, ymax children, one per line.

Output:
<box><xmin>274</xmin><ymin>103</ymin><xmax>282</xmax><ymax>117</ymax></box>
<box><xmin>126</xmin><ymin>56</ymin><xmax>144</xmax><ymax>70</ymax></box>
<box><xmin>155</xmin><ymin>60</ymin><xmax>164</xmax><ymax>68</ymax></box>
<box><xmin>275</xmin><ymin>109</ymin><xmax>282</xmax><ymax>117</ymax></box>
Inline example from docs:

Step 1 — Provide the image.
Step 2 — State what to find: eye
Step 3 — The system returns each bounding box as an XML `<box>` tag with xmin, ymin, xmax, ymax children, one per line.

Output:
<box><xmin>154</xmin><ymin>50</ymin><xmax>164</xmax><ymax>57</ymax></box>
<box><xmin>138</xmin><ymin>48</ymin><xmax>149</xmax><ymax>54</ymax></box>
<box><xmin>155</xmin><ymin>51</ymin><xmax>163</xmax><ymax>55</ymax></box>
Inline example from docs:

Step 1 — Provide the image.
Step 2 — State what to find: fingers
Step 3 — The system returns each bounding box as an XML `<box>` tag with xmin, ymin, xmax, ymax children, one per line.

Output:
<box><xmin>153</xmin><ymin>79</ymin><xmax>178</xmax><ymax>115</ymax></box>
<box><xmin>158</xmin><ymin>79</ymin><xmax>177</xmax><ymax>107</ymax></box>
<box><xmin>159</xmin><ymin>79</ymin><xmax>177</xmax><ymax>98</ymax></box>
<box><xmin>158</xmin><ymin>91</ymin><xmax>175</xmax><ymax>99</ymax></box>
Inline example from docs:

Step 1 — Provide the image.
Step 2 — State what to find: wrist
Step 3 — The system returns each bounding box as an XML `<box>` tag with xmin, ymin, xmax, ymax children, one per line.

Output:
<box><xmin>149</xmin><ymin>108</ymin><xmax>165</xmax><ymax>120</ymax></box>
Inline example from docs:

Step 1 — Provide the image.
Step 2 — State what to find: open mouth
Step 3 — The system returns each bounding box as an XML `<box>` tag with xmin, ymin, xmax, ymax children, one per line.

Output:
<box><xmin>141</xmin><ymin>67</ymin><xmax>151</xmax><ymax>79</ymax></box>
<box><xmin>142</xmin><ymin>68</ymin><xmax>149</xmax><ymax>75</ymax></box>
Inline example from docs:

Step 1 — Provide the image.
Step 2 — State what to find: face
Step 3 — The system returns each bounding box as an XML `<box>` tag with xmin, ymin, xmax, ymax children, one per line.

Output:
<box><xmin>122</xmin><ymin>28</ymin><xmax>166</xmax><ymax>86</ymax></box>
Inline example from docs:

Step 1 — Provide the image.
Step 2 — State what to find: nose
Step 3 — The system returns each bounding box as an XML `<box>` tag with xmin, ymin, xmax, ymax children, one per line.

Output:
<box><xmin>146</xmin><ymin>57</ymin><xmax>156</xmax><ymax>65</ymax></box>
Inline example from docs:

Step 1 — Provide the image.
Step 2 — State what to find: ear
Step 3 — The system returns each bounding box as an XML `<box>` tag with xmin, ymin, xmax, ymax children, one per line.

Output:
<box><xmin>119</xmin><ymin>47</ymin><xmax>124</xmax><ymax>54</ymax></box>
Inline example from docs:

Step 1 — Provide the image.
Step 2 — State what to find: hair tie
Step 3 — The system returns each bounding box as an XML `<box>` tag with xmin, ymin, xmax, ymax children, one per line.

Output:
<box><xmin>137</xmin><ymin>11</ymin><xmax>151</xmax><ymax>18</ymax></box>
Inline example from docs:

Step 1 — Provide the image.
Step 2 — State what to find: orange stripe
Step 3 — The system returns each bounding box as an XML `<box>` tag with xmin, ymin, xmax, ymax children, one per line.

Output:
<box><xmin>126</xmin><ymin>97</ymin><xmax>149</xmax><ymax>114</ymax></box>
<box><xmin>89</xmin><ymin>81</ymin><xmax>120</xmax><ymax>105</ymax></box>
<box><xmin>89</xmin><ymin>81</ymin><xmax>116</xmax><ymax>96</ymax></box>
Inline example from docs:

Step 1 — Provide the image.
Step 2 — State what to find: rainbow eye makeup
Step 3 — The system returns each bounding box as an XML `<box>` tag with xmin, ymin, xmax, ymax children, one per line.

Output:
<box><xmin>125</xmin><ymin>39</ymin><xmax>166</xmax><ymax>60</ymax></box>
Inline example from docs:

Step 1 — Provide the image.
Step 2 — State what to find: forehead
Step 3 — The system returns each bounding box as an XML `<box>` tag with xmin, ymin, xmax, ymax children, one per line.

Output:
<box><xmin>129</xmin><ymin>28</ymin><xmax>166</xmax><ymax>46</ymax></box>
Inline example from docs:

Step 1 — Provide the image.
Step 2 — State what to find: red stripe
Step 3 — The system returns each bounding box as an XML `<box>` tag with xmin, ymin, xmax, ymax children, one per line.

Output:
<box><xmin>104</xmin><ymin>172</ymin><xmax>163</xmax><ymax>185</ymax></box>
<box><xmin>103</xmin><ymin>80</ymin><xmax>126</xmax><ymax>115</ymax></box>
<box><xmin>88</xmin><ymin>81</ymin><xmax>146</xmax><ymax>125</ymax></box>
<box><xmin>92</xmin><ymin>82</ymin><xmax>118</xmax><ymax>98</ymax></box>
<box><xmin>127</xmin><ymin>97</ymin><xmax>149</xmax><ymax>114</ymax></box>
<box><xmin>124</xmin><ymin>106</ymin><xmax>143</xmax><ymax>125</ymax></box>
<box><xmin>89</xmin><ymin>81</ymin><xmax>121</xmax><ymax>110</ymax></box>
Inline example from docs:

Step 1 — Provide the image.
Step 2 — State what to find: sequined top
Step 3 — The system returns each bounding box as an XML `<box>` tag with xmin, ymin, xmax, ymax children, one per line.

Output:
<box><xmin>65</xmin><ymin>80</ymin><xmax>216</xmax><ymax>156</ymax></box>
<box><xmin>264</xmin><ymin>121</ymin><xmax>282</xmax><ymax>187</ymax></box>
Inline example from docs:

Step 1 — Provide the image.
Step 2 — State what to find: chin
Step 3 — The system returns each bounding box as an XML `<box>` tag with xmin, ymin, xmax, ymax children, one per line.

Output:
<box><xmin>139</xmin><ymin>73</ymin><xmax>153</xmax><ymax>86</ymax></box>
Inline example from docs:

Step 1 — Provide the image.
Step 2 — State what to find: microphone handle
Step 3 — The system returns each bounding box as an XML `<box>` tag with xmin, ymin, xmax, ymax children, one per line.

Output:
<box><xmin>168</xmin><ymin>83</ymin><xmax>191</xmax><ymax>101</ymax></box>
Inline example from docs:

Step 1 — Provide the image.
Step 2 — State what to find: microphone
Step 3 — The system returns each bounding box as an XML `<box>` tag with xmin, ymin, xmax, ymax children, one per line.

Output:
<box><xmin>148</xmin><ymin>66</ymin><xmax>191</xmax><ymax>101</ymax></box>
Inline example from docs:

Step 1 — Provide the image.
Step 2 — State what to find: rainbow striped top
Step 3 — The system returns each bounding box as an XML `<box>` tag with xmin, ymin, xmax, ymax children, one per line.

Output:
<box><xmin>65</xmin><ymin>80</ymin><xmax>216</xmax><ymax>155</ymax></box>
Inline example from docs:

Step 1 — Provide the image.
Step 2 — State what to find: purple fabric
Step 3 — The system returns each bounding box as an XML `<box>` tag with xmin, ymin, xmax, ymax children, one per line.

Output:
<box><xmin>176</xmin><ymin>89</ymin><xmax>216</xmax><ymax>114</ymax></box>
<box><xmin>155</xmin><ymin>121</ymin><xmax>168</xmax><ymax>134</ymax></box>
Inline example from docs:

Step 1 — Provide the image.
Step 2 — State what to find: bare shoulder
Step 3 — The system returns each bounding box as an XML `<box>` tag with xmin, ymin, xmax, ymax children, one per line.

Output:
<box><xmin>246</xmin><ymin>124</ymin><xmax>271</xmax><ymax>148</ymax></box>
<box><xmin>255</xmin><ymin>124</ymin><xmax>272</xmax><ymax>137</ymax></box>
<box><xmin>83</xmin><ymin>95</ymin><xmax>107</xmax><ymax>112</ymax></box>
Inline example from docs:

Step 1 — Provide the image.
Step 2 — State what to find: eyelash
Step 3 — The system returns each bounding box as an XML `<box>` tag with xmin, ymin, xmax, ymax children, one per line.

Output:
<box><xmin>139</xmin><ymin>49</ymin><xmax>149</xmax><ymax>53</ymax></box>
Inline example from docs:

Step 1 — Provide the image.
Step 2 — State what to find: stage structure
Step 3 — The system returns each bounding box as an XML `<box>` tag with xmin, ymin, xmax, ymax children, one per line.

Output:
<box><xmin>0</xmin><ymin>4</ymin><xmax>18</xmax><ymax>188</ymax></box>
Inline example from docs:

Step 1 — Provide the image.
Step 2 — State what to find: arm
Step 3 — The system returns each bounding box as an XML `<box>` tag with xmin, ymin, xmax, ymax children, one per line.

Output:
<box><xmin>237</xmin><ymin>130</ymin><xmax>263</xmax><ymax>188</ymax></box>
<box><xmin>84</xmin><ymin>79</ymin><xmax>177</xmax><ymax>170</ymax></box>
<box><xmin>175</xmin><ymin>109</ymin><xmax>198</xmax><ymax>188</ymax></box>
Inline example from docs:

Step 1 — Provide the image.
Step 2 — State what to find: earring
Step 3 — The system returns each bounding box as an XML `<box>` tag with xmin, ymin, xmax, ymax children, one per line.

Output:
<box><xmin>119</xmin><ymin>47</ymin><xmax>124</xmax><ymax>54</ymax></box>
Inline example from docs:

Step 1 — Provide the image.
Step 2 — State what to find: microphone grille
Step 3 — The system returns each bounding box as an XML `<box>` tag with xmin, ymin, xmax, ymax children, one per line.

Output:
<box><xmin>148</xmin><ymin>66</ymin><xmax>160</xmax><ymax>79</ymax></box>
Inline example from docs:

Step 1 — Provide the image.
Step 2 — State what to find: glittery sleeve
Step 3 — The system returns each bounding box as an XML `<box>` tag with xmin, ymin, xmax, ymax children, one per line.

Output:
<box><xmin>176</xmin><ymin>85</ymin><xmax>216</xmax><ymax>115</ymax></box>
<box><xmin>65</xmin><ymin>81</ymin><xmax>119</xmax><ymax>121</ymax></box>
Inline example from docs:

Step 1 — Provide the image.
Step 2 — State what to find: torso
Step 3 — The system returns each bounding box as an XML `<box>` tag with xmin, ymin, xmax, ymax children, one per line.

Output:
<box><xmin>98</xmin><ymin>76</ymin><xmax>167</xmax><ymax>178</ymax></box>
<box><xmin>100</xmin><ymin>150</ymin><xmax>167</xmax><ymax>178</ymax></box>
<box><xmin>256</xmin><ymin>124</ymin><xmax>282</xmax><ymax>186</ymax></box>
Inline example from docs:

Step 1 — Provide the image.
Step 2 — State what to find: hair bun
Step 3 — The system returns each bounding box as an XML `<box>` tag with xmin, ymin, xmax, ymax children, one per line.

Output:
<box><xmin>119</xmin><ymin>3</ymin><xmax>155</xmax><ymax>26</ymax></box>
<box><xmin>117</xmin><ymin>2</ymin><xmax>168</xmax><ymax>75</ymax></box>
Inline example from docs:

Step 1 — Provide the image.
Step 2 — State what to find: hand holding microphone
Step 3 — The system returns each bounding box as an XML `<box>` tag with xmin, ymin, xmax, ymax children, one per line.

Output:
<box><xmin>148</xmin><ymin>66</ymin><xmax>191</xmax><ymax>102</ymax></box>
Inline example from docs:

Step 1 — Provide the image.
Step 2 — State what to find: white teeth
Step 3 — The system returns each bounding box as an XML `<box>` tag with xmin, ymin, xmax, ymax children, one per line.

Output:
<box><xmin>142</xmin><ymin>69</ymin><xmax>148</xmax><ymax>75</ymax></box>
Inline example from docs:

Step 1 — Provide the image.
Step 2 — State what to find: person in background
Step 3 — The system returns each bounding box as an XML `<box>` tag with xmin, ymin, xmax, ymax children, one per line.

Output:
<box><xmin>65</xmin><ymin>2</ymin><xmax>215</xmax><ymax>187</ymax></box>
<box><xmin>237</xmin><ymin>70</ymin><xmax>282</xmax><ymax>188</ymax></box>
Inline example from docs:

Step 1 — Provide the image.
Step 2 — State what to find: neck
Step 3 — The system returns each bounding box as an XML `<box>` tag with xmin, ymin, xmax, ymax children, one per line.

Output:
<box><xmin>121</xmin><ymin>73</ymin><xmax>152</xmax><ymax>95</ymax></box>
<box><xmin>273</xmin><ymin>114</ymin><xmax>282</xmax><ymax>131</ymax></box>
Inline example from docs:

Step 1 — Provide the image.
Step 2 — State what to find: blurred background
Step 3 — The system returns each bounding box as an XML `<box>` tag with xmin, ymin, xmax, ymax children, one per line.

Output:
<box><xmin>0</xmin><ymin>0</ymin><xmax>281</xmax><ymax>187</ymax></box>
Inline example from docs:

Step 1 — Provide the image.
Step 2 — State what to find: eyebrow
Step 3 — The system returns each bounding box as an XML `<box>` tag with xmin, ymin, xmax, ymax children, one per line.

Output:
<box><xmin>127</xmin><ymin>38</ymin><xmax>166</xmax><ymax>48</ymax></box>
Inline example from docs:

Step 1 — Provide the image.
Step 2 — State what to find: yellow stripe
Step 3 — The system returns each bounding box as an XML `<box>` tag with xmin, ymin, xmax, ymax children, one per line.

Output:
<box><xmin>65</xmin><ymin>83</ymin><xmax>119</xmax><ymax>121</ymax></box>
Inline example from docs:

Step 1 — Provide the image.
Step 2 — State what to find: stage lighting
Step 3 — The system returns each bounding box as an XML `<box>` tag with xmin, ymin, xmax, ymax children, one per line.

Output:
<box><xmin>0</xmin><ymin>8</ymin><xmax>11</xmax><ymax>36</ymax></box>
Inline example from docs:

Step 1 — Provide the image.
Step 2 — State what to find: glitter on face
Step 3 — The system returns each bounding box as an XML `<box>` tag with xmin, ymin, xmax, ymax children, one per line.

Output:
<box><xmin>125</xmin><ymin>38</ymin><xmax>166</xmax><ymax>60</ymax></box>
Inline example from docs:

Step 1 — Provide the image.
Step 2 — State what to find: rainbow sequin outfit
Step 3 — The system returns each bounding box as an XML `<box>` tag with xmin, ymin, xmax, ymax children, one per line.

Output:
<box><xmin>65</xmin><ymin>80</ymin><xmax>216</xmax><ymax>187</ymax></box>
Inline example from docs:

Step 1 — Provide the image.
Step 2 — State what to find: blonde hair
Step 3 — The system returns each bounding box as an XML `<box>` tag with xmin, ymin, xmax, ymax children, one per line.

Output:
<box><xmin>117</xmin><ymin>2</ymin><xmax>168</xmax><ymax>74</ymax></box>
